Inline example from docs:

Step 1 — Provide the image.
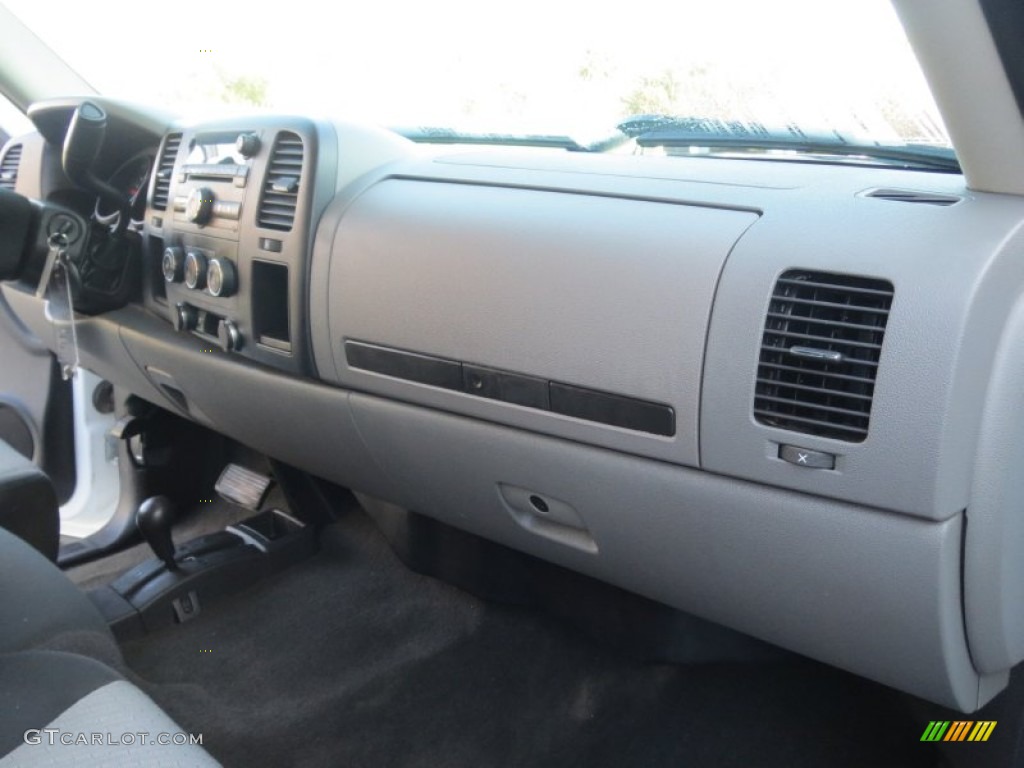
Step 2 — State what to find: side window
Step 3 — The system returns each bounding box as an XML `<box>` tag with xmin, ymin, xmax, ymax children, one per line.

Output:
<box><xmin>0</xmin><ymin>92</ymin><xmax>32</xmax><ymax>145</ymax></box>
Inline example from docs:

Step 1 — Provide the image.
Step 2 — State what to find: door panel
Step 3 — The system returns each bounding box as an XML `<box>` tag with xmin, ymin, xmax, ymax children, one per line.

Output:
<box><xmin>0</xmin><ymin>291</ymin><xmax>75</xmax><ymax>502</ymax></box>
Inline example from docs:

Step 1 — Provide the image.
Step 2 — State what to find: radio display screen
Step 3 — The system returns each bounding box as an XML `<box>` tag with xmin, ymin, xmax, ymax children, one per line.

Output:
<box><xmin>185</xmin><ymin>133</ymin><xmax>251</xmax><ymax>166</ymax></box>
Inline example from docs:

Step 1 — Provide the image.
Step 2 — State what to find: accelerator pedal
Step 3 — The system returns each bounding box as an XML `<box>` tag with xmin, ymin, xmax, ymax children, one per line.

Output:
<box><xmin>215</xmin><ymin>464</ymin><xmax>273</xmax><ymax>510</ymax></box>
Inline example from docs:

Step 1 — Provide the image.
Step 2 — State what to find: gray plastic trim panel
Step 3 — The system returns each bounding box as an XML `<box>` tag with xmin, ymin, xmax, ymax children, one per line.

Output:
<box><xmin>702</xmin><ymin>191</ymin><xmax>1024</xmax><ymax>519</ymax></box>
<box><xmin>322</xmin><ymin>178</ymin><xmax>757</xmax><ymax>467</ymax></box>
<box><xmin>350</xmin><ymin>392</ymin><xmax>1002</xmax><ymax>711</ymax></box>
<box><xmin>964</xmin><ymin>292</ymin><xmax>1024</xmax><ymax>673</ymax></box>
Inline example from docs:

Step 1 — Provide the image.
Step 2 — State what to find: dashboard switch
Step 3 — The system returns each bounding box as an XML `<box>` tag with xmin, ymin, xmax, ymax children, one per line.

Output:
<box><xmin>779</xmin><ymin>445</ymin><xmax>835</xmax><ymax>470</ymax></box>
<box><xmin>218</xmin><ymin>320</ymin><xmax>243</xmax><ymax>353</ymax></box>
<box><xmin>173</xmin><ymin>303</ymin><xmax>197</xmax><ymax>332</ymax></box>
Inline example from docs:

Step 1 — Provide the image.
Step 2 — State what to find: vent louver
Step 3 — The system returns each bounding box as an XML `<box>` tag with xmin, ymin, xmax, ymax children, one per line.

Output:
<box><xmin>257</xmin><ymin>132</ymin><xmax>303</xmax><ymax>231</ymax></box>
<box><xmin>754</xmin><ymin>270</ymin><xmax>894</xmax><ymax>442</ymax></box>
<box><xmin>151</xmin><ymin>133</ymin><xmax>181</xmax><ymax>210</ymax></box>
<box><xmin>0</xmin><ymin>144</ymin><xmax>23</xmax><ymax>191</ymax></box>
<box><xmin>866</xmin><ymin>188</ymin><xmax>960</xmax><ymax>206</ymax></box>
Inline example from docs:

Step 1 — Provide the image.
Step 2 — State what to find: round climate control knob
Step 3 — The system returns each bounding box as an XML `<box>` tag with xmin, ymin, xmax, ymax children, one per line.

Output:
<box><xmin>183</xmin><ymin>250</ymin><xmax>207</xmax><ymax>290</ymax></box>
<box><xmin>207</xmin><ymin>258</ymin><xmax>237</xmax><ymax>298</ymax></box>
<box><xmin>161</xmin><ymin>246</ymin><xmax>184</xmax><ymax>283</ymax></box>
<box><xmin>185</xmin><ymin>187</ymin><xmax>215</xmax><ymax>225</ymax></box>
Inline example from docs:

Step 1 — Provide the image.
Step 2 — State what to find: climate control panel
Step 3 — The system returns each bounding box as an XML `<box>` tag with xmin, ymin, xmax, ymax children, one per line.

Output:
<box><xmin>144</xmin><ymin>116</ymin><xmax>338</xmax><ymax>376</ymax></box>
<box><xmin>159</xmin><ymin>229</ymin><xmax>246</xmax><ymax>355</ymax></box>
<box><xmin>163</xmin><ymin>246</ymin><xmax>237</xmax><ymax>298</ymax></box>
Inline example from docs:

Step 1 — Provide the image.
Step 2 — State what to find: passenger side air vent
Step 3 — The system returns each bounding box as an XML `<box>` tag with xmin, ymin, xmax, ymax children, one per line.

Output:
<box><xmin>754</xmin><ymin>270</ymin><xmax>893</xmax><ymax>442</ymax></box>
<box><xmin>151</xmin><ymin>133</ymin><xmax>181</xmax><ymax>210</ymax></box>
<box><xmin>257</xmin><ymin>132</ymin><xmax>303</xmax><ymax>231</ymax></box>
<box><xmin>0</xmin><ymin>143</ymin><xmax>22</xmax><ymax>191</ymax></box>
<box><xmin>866</xmin><ymin>188</ymin><xmax>960</xmax><ymax>206</ymax></box>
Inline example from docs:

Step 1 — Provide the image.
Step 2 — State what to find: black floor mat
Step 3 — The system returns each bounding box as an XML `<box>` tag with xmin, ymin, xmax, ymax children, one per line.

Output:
<box><xmin>120</xmin><ymin>509</ymin><xmax>938</xmax><ymax>768</ymax></box>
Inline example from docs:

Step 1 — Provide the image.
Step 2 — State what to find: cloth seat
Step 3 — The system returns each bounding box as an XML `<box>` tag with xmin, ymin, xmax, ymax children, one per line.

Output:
<box><xmin>0</xmin><ymin>525</ymin><xmax>109</xmax><ymax>653</ymax></box>
<box><xmin>0</xmin><ymin>438</ymin><xmax>58</xmax><ymax>561</ymax></box>
<box><xmin>0</xmin><ymin>528</ymin><xmax>221</xmax><ymax>766</ymax></box>
<box><xmin>0</xmin><ymin>650</ymin><xmax>220</xmax><ymax>766</ymax></box>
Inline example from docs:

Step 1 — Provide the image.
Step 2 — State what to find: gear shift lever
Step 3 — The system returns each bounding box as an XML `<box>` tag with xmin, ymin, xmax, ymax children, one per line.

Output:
<box><xmin>136</xmin><ymin>496</ymin><xmax>178</xmax><ymax>571</ymax></box>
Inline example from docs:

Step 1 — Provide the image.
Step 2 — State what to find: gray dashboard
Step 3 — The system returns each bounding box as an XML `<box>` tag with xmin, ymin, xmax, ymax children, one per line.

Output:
<box><xmin>4</xmin><ymin>112</ymin><xmax>1024</xmax><ymax>712</ymax></box>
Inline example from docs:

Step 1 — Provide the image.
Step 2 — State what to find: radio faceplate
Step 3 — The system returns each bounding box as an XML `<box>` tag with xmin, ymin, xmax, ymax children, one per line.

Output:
<box><xmin>145</xmin><ymin>117</ymin><xmax>331</xmax><ymax>376</ymax></box>
<box><xmin>169</xmin><ymin>130</ymin><xmax>259</xmax><ymax>234</ymax></box>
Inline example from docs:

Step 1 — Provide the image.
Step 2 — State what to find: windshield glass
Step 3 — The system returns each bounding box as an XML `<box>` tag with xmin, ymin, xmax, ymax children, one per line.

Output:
<box><xmin>2</xmin><ymin>0</ymin><xmax>951</xmax><ymax>157</ymax></box>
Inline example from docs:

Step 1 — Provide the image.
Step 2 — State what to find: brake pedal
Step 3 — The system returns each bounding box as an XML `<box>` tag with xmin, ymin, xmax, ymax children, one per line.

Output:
<box><xmin>215</xmin><ymin>464</ymin><xmax>273</xmax><ymax>510</ymax></box>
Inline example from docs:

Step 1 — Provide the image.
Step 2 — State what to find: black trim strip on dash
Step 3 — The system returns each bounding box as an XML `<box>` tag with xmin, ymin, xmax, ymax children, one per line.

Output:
<box><xmin>344</xmin><ymin>340</ymin><xmax>676</xmax><ymax>437</ymax></box>
<box><xmin>343</xmin><ymin>342</ymin><xmax>463</xmax><ymax>390</ymax></box>
<box><xmin>549</xmin><ymin>382</ymin><xmax>676</xmax><ymax>437</ymax></box>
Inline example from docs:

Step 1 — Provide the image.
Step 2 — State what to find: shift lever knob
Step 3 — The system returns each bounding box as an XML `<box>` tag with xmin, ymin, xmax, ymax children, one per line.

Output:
<box><xmin>136</xmin><ymin>496</ymin><xmax>178</xmax><ymax>571</ymax></box>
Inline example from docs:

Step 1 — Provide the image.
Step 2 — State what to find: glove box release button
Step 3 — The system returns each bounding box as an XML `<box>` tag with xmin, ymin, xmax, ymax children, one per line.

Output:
<box><xmin>779</xmin><ymin>444</ymin><xmax>835</xmax><ymax>470</ymax></box>
<box><xmin>498</xmin><ymin>483</ymin><xmax>597</xmax><ymax>554</ymax></box>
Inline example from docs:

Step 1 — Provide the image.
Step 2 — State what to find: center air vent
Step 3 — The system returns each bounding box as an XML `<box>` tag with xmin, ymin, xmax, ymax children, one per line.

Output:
<box><xmin>257</xmin><ymin>132</ymin><xmax>303</xmax><ymax>231</ymax></box>
<box><xmin>151</xmin><ymin>133</ymin><xmax>181</xmax><ymax>210</ymax></box>
<box><xmin>754</xmin><ymin>270</ymin><xmax>893</xmax><ymax>442</ymax></box>
<box><xmin>0</xmin><ymin>143</ymin><xmax>23</xmax><ymax>191</ymax></box>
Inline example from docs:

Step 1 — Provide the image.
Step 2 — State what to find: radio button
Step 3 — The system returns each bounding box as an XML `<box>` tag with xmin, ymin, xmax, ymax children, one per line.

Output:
<box><xmin>185</xmin><ymin>187</ymin><xmax>215</xmax><ymax>225</ymax></box>
<box><xmin>236</xmin><ymin>133</ymin><xmax>261</xmax><ymax>157</ymax></box>
<box><xmin>212</xmin><ymin>201</ymin><xmax>241</xmax><ymax>220</ymax></box>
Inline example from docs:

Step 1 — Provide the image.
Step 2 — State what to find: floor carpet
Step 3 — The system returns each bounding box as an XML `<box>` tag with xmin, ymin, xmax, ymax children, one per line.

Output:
<box><xmin>117</xmin><ymin>508</ymin><xmax>939</xmax><ymax>768</ymax></box>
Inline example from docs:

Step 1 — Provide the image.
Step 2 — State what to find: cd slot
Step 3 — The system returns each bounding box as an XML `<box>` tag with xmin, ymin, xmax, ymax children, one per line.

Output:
<box><xmin>181</xmin><ymin>163</ymin><xmax>249</xmax><ymax>185</ymax></box>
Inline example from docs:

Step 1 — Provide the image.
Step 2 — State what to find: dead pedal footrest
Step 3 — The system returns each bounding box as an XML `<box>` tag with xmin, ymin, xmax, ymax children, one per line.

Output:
<box><xmin>215</xmin><ymin>464</ymin><xmax>273</xmax><ymax>510</ymax></box>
